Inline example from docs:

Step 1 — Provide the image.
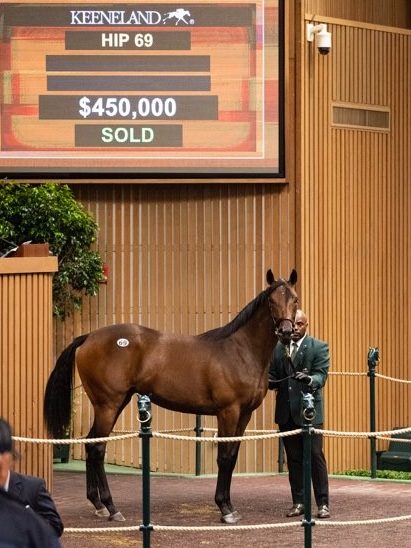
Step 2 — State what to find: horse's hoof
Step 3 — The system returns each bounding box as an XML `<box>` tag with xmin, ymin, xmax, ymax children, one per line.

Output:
<box><xmin>109</xmin><ymin>511</ymin><xmax>126</xmax><ymax>522</ymax></box>
<box><xmin>95</xmin><ymin>507</ymin><xmax>110</xmax><ymax>518</ymax></box>
<box><xmin>220</xmin><ymin>512</ymin><xmax>239</xmax><ymax>524</ymax></box>
<box><xmin>231</xmin><ymin>510</ymin><xmax>242</xmax><ymax>520</ymax></box>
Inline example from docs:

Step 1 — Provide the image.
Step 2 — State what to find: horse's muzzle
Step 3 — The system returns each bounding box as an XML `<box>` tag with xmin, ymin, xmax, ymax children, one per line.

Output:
<box><xmin>275</xmin><ymin>319</ymin><xmax>294</xmax><ymax>343</ymax></box>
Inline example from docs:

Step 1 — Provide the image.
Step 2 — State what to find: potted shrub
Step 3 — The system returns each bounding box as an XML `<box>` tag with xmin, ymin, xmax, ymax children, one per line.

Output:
<box><xmin>0</xmin><ymin>181</ymin><xmax>104</xmax><ymax>319</ymax></box>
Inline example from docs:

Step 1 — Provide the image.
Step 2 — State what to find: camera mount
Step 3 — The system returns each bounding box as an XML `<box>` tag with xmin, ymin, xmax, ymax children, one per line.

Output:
<box><xmin>306</xmin><ymin>22</ymin><xmax>332</xmax><ymax>55</ymax></box>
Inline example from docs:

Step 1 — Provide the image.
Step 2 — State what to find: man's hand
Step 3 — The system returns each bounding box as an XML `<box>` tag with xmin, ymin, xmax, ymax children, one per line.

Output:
<box><xmin>294</xmin><ymin>371</ymin><xmax>312</xmax><ymax>385</ymax></box>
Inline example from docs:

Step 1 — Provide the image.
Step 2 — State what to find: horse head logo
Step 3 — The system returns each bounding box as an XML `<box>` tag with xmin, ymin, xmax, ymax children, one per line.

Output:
<box><xmin>163</xmin><ymin>8</ymin><xmax>193</xmax><ymax>25</ymax></box>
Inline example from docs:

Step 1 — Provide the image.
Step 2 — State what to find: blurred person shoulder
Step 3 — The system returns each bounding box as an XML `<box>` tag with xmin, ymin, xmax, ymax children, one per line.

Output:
<box><xmin>9</xmin><ymin>471</ymin><xmax>64</xmax><ymax>538</ymax></box>
<box><xmin>0</xmin><ymin>489</ymin><xmax>60</xmax><ymax>548</ymax></box>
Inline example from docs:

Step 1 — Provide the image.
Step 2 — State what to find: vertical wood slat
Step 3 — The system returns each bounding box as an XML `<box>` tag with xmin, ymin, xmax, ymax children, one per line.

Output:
<box><xmin>300</xmin><ymin>16</ymin><xmax>411</xmax><ymax>473</ymax></box>
<box><xmin>0</xmin><ymin>258</ymin><xmax>57</xmax><ymax>488</ymax></box>
<box><xmin>304</xmin><ymin>0</ymin><xmax>410</xmax><ymax>28</ymax></box>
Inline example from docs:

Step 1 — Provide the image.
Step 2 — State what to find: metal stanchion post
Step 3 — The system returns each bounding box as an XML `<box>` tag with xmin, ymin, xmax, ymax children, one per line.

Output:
<box><xmin>367</xmin><ymin>347</ymin><xmax>379</xmax><ymax>479</ymax></box>
<box><xmin>301</xmin><ymin>392</ymin><xmax>316</xmax><ymax>548</ymax></box>
<box><xmin>194</xmin><ymin>415</ymin><xmax>203</xmax><ymax>476</ymax></box>
<box><xmin>138</xmin><ymin>395</ymin><xmax>153</xmax><ymax>548</ymax></box>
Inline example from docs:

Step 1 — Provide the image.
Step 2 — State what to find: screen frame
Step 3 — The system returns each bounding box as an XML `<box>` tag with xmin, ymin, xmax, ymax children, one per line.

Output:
<box><xmin>0</xmin><ymin>1</ymin><xmax>285</xmax><ymax>180</ymax></box>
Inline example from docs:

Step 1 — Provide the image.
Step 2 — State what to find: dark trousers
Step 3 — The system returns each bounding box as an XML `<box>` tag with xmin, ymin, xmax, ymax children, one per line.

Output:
<box><xmin>280</xmin><ymin>418</ymin><xmax>329</xmax><ymax>507</ymax></box>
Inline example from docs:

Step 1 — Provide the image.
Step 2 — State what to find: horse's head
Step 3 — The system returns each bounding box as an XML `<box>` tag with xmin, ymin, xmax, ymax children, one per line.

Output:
<box><xmin>266</xmin><ymin>269</ymin><xmax>298</xmax><ymax>344</ymax></box>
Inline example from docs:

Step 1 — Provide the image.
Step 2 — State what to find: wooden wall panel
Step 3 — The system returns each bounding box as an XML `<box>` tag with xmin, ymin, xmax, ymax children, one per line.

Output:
<box><xmin>304</xmin><ymin>0</ymin><xmax>411</xmax><ymax>28</ymax></box>
<box><xmin>0</xmin><ymin>258</ymin><xmax>57</xmax><ymax>487</ymax></box>
<box><xmin>299</xmin><ymin>15</ymin><xmax>411</xmax><ymax>472</ymax></box>
<box><xmin>55</xmin><ymin>184</ymin><xmax>294</xmax><ymax>474</ymax></box>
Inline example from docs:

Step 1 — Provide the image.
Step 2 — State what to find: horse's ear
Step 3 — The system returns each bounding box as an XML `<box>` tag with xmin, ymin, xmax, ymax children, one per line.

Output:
<box><xmin>289</xmin><ymin>269</ymin><xmax>298</xmax><ymax>286</ymax></box>
<box><xmin>266</xmin><ymin>269</ymin><xmax>275</xmax><ymax>285</ymax></box>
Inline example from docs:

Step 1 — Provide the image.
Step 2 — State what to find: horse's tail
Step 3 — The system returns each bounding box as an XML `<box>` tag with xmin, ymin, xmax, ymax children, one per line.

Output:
<box><xmin>44</xmin><ymin>334</ymin><xmax>89</xmax><ymax>438</ymax></box>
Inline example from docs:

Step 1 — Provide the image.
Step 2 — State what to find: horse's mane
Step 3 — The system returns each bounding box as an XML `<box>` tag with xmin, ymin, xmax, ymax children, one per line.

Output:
<box><xmin>199</xmin><ymin>280</ymin><xmax>284</xmax><ymax>341</ymax></box>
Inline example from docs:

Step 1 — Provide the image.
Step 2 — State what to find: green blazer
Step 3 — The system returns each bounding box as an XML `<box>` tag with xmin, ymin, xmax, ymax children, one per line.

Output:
<box><xmin>268</xmin><ymin>335</ymin><xmax>329</xmax><ymax>426</ymax></box>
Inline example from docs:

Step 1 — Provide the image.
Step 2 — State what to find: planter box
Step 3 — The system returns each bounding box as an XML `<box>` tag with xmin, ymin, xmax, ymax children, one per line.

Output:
<box><xmin>15</xmin><ymin>243</ymin><xmax>50</xmax><ymax>257</ymax></box>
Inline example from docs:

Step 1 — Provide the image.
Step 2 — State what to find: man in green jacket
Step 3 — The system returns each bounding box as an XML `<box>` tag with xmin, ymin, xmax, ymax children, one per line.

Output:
<box><xmin>268</xmin><ymin>309</ymin><xmax>330</xmax><ymax>519</ymax></box>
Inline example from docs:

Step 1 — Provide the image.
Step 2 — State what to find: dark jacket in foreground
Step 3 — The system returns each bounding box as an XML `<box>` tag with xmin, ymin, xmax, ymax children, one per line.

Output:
<box><xmin>268</xmin><ymin>335</ymin><xmax>329</xmax><ymax>426</ymax></box>
<box><xmin>8</xmin><ymin>472</ymin><xmax>64</xmax><ymax>538</ymax></box>
<box><xmin>0</xmin><ymin>488</ymin><xmax>60</xmax><ymax>547</ymax></box>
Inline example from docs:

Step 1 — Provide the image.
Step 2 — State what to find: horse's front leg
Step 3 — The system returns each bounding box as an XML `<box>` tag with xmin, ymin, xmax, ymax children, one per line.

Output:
<box><xmin>215</xmin><ymin>439</ymin><xmax>241</xmax><ymax>523</ymax></box>
<box><xmin>215</xmin><ymin>409</ymin><xmax>252</xmax><ymax>524</ymax></box>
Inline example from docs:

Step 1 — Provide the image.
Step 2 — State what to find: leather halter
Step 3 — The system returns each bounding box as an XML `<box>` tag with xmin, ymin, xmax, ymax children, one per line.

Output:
<box><xmin>268</xmin><ymin>290</ymin><xmax>296</xmax><ymax>383</ymax></box>
<box><xmin>269</xmin><ymin>303</ymin><xmax>295</xmax><ymax>341</ymax></box>
<box><xmin>267</xmin><ymin>282</ymin><xmax>295</xmax><ymax>338</ymax></box>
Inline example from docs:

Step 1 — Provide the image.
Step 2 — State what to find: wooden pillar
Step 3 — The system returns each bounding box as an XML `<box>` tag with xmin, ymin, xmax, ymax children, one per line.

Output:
<box><xmin>0</xmin><ymin>253</ymin><xmax>58</xmax><ymax>488</ymax></box>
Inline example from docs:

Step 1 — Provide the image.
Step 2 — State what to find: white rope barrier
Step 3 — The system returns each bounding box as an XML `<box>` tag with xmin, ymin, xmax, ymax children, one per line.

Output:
<box><xmin>315</xmin><ymin>514</ymin><xmax>411</xmax><ymax>526</ymax></box>
<box><xmin>78</xmin><ymin>370</ymin><xmax>411</xmax><ymax>386</ymax></box>
<box><xmin>329</xmin><ymin>371</ymin><xmax>367</xmax><ymax>376</ymax></box>
<box><xmin>113</xmin><ymin>427</ymin><xmax>280</xmax><ymax>435</ymax></box>
<box><xmin>113</xmin><ymin>427</ymin><xmax>196</xmax><ymax>434</ymax></box>
<box><xmin>63</xmin><ymin>513</ymin><xmax>411</xmax><ymax>535</ymax></box>
<box><xmin>11</xmin><ymin>423</ymin><xmax>411</xmax><ymax>539</ymax></box>
<box><xmin>314</xmin><ymin>426</ymin><xmax>411</xmax><ymax>439</ymax></box>
<box><xmin>12</xmin><ymin>426</ymin><xmax>411</xmax><ymax>445</ymax></box>
<box><xmin>12</xmin><ymin>432</ymin><xmax>139</xmax><ymax>444</ymax></box>
<box><xmin>191</xmin><ymin>427</ymin><xmax>282</xmax><ymax>434</ymax></box>
<box><xmin>152</xmin><ymin>429</ymin><xmax>300</xmax><ymax>443</ymax></box>
<box><xmin>154</xmin><ymin>514</ymin><xmax>411</xmax><ymax>530</ymax></box>
<box><xmin>330</xmin><ymin>370</ymin><xmax>411</xmax><ymax>384</ymax></box>
<box><xmin>153</xmin><ymin>514</ymin><xmax>411</xmax><ymax>532</ymax></box>
<box><xmin>153</xmin><ymin>522</ymin><xmax>302</xmax><ymax>531</ymax></box>
<box><xmin>375</xmin><ymin>372</ymin><xmax>411</xmax><ymax>384</ymax></box>
<box><xmin>11</xmin><ymin>429</ymin><xmax>293</xmax><ymax>445</ymax></box>
<box><xmin>64</xmin><ymin>522</ymin><xmax>302</xmax><ymax>533</ymax></box>
<box><xmin>14</xmin><ymin>369</ymin><xmax>411</xmax><ymax>539</ymax></box>
<box><xmin>376</xmin><ymin>436</ymin><xmax>411</xmax><ymax>443</ymax></box>
<box><xmin>65</xmin><ymin>525</ymin><xmax>141</xmax><ymax>533</ymax></box>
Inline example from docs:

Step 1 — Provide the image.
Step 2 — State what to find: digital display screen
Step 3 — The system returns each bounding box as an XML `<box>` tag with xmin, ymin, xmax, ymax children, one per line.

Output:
<box><xmin>0</xmin><ymin>1</ymin><xmax>283</xmax><ymax>175</ymax></box>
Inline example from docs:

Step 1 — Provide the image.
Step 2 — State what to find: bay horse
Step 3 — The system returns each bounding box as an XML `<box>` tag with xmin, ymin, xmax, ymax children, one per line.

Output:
<box><xmin>44</xmin><ymin>269</ymin><xmax>298</xmax><ymax>524</ymax></box>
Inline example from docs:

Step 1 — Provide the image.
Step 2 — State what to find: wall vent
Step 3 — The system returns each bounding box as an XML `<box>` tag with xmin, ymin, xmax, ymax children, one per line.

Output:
<box><xmin>332</xmin><ymin>103</ymin><xmax>390</xmax><ymax>131</ymax></box>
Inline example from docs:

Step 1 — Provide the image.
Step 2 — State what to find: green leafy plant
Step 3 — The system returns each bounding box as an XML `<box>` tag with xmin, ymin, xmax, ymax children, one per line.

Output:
<box><xmin>0</xmin><ymin>181</ymin><xmax>103</xmax><ymax>319</ymax></box>
<box><xmin>337</xmin><ymin>469</ymin><xmax>411</xmax><ymax>481</ymax></box>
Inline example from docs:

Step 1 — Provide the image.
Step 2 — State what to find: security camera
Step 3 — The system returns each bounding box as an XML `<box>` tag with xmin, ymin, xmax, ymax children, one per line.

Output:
<box><xmin>316</xmin><ymin>29</ymin><xmax>332</xmax><ymax>55</ymax></box>
<box><xmin>306</xmin><ymin>22</ymin><xmax>332</xmax><ymax>56</ymax></box>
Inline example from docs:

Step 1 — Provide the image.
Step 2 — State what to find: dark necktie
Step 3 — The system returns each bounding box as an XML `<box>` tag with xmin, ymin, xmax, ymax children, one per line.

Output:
<box><xmin>290</xmin><ymin>342</ymin><xmax>298</xmax><ymax>362</ymax></box>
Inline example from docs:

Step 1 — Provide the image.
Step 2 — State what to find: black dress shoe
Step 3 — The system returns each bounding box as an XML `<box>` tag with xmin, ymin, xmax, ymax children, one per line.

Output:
<box><xmin>317</xmin><ymin>504</ymin><xmax>330</xmax><ymax>518</ymax></box>
<box><xmin>286</xmin><ymin>503</ymin><xmax>304</xmax><ymax>517</ymax></box>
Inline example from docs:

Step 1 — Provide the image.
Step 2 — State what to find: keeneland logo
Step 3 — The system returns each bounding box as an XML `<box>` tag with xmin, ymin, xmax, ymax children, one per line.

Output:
<box><xmin>69</xmin><ymin>8</ymin><xmax>194</xmax><ymax>26</ymax></box>
<box><xmin>162</xmin><ymin>8</ymin><xmax>193</xmax><ymax>25</ymax></box>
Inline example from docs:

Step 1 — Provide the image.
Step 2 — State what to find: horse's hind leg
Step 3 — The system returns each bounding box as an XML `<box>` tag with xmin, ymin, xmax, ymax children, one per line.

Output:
<box><xmin>86</xmin><ymin>440</ymin><xmax>109</xmax><ymax>516</ymax></box>
<box><xmin>85</xmin><ymin>408</ymin><xmax>125</xmax><ymax>522</ymax></box>
<box><xmin>86</xmin><ymin>440</ymin><xmax>126</xmax><ymax>521</ymax></box>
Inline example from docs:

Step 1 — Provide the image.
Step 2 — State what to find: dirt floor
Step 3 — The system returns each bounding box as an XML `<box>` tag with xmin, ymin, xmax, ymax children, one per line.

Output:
<box><xmin>53</xmin><ymin>469</ymin><xmax>411</xmax><ymax>548</ymax></box>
